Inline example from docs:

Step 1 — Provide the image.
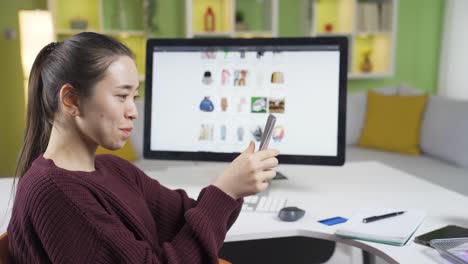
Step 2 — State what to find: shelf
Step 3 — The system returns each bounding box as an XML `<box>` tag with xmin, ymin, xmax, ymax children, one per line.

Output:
<box><xmin>303</xmin><ymin>0</ymin><xmax>397</xmax><ymax>78</ymax></box>
<box><xmin>356</xmin><ymin>0</ymin><xmax>394</xmax><ymax>32</ymax></box>
<box><xmin>57</xmin><ymin>29</ymin><xmax>146</xmax><ymax>37</ymax></box>
<box><xmin>352</xmin><ymin>34</ymin><xmax>391</xmax><ymax>74</ymax></box>
<box><xmin>314</xmin><ymin>32</ymin><xmax>352</xmax><ymax>37</ymax></box>
<box><xmin>49</xmin><ymin>0</ymin><xmax>149</xmax><ymax>79</ymax></box>
<box><xmin>191</xmin><ymin>0</ymin><xmax>233</xmax><ymax>34</ymax></box>
<box><xmin>54</xmin><ymin>0</ymin><xmax>100</xmax><ymax>31</ymax></box>
<box><xmin>234</xmin><ymin>31</ymin><xmax>274</xmax><ymax>38</ymax></box>
<box><xmin>101</xmin><ymin>30</ymin><xmax>146</xmax><ymax>36</ymax></box>
<box><xmin>102</xmin><ymin>0</ymin><xmax>145</xmax><ymax>31</ymax></box>
<box><xmin>187</xmin><ymin>0</ymin><xmax>278</xmax><ymax>37</ymax></box>
<box><xmin>193</xmin><ymin>30</ymin><xmax>275</xmax><ymax>38</ymax></box>
<box><xmin>56</xmin><ymin>28</ymin><xmax>99</xmax><ymax>35</ymax></box>
<box><xmin>314</xmin><ymin>0</ymin><xmax>355</xmax><ymax>34</ymax></box>
<box><xmin>355</xmin><ymin>31</ymin><xmax>392</xmax><ymax>37</ymax></box>
<box><xmin>235</xmin><ymin>0</ymin><xmax>274</xmax><ymax>33</ymax></box>
<box><xmin>348</xmin><ymin>72</ymin><xmax>393</xmax><ymax>79</ymax></box>
<box><xmin>192</xmin><ymin>31</ymin><xmax>233</xmax><ymax>37</ymax></box>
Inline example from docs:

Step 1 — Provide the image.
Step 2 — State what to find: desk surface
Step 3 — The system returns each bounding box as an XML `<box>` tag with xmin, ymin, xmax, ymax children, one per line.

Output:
<box><xmin>1</xmin><ymin>160</ymin><xmax>467</xmax><ymax>264</ymax></box>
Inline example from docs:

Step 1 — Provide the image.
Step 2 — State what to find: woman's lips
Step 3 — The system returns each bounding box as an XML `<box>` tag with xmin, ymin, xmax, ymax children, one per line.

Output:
<box><xmin>120</xmin><ymin>128</ymin><xmax>132</xmax><ymax>137</ymax></box>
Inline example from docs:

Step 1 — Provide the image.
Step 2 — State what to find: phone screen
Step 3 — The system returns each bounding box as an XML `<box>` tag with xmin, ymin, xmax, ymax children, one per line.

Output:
<box><xmin>414</xmin><ymin>225</ymin><xmax>468</xmax><ymax>247</ymax></box>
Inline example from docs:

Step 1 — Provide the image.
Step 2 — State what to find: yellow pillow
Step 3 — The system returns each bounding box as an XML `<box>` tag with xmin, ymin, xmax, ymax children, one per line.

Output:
<box><xmin>358</xmin><ymin>92</ymin><xmax>428</xmax><ymax>155</ymax></box>
<box><xmin>96</xmin><ymin>140</ymin><xmax>138</xmax><ymax>161</ymax></box>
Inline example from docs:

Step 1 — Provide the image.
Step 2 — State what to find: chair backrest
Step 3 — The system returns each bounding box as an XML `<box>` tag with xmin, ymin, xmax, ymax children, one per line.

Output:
<box><xmin>0</xmin><ymin>232</ymin><xmax>9</xmax><ymax>264</ymax></box>
<box><xmin>218</xmin><ymin>259</ymin><xmax>232</xmax><ymax>264</ymax></box>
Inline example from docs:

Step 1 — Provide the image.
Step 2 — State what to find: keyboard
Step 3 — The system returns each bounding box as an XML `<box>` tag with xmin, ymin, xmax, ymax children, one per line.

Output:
<box><xmin>242</xmin><ymin>195</ymin><xmax>288</xmax><ymax>213</ymax></box>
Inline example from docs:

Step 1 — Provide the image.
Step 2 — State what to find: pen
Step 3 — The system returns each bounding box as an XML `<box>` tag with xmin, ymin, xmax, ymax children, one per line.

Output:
<box><xmin>362</xmin><ymin>211</ymin><xmax>406</xmax><ymax>223</ymax></box>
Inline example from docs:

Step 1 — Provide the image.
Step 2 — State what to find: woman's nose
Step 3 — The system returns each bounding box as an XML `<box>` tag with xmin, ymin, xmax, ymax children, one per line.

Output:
<box><xmin>125</xmin><ymin>101</ymin><xmax>138</xmax><ymax>120</ymax></box>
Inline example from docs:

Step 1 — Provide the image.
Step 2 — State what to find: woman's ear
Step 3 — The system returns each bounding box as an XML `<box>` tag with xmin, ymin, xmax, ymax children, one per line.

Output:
<box><xmin>59</xmin><ymin>84</ymin><xmax>80</xmax><ymax>116</ymax></box>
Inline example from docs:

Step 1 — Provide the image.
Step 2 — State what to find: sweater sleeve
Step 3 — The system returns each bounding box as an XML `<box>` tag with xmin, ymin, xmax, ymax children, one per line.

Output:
<box><xmin>26</xmin><ymin>174</ymin><xmax>241</xmax><ymax>264</ymax></box>
<box><xmin>131</xmin><ymin>164</ymin><xmax>243</xmax><ymax>245</ymax></box>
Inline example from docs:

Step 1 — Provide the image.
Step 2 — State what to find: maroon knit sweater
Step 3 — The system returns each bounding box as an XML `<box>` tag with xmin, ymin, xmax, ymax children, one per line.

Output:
<box><xmin>8</xmin><ymin>154</ymin><xmax>242</xmax><ymax>263</ymax></box>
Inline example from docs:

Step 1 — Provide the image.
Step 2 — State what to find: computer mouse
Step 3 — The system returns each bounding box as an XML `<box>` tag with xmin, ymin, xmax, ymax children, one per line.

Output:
<box><xmin>278</xmin><ymin>206</ymin><xmax>306</xmax><ymax>222</ymax></box>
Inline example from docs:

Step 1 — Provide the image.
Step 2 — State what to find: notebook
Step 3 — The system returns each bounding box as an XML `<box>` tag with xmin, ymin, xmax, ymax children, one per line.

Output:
<box><xmin>335</xmin><ymin>208</ymin><xmax>426</xmax><ymax>246</ymax></box>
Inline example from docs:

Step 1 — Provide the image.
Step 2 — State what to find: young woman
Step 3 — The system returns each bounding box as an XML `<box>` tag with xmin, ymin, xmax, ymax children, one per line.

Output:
<box><xmin>7</xmin><ymin>32</ymin><xmax>279</xmax><ymax>263</ymax></box>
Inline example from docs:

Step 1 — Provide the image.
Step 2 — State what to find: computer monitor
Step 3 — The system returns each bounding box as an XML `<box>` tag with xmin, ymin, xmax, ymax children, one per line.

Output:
<box><xmin>144</xmin><ymin>37</ymin><xmax>347</xmax><ymax>166</ymax></box>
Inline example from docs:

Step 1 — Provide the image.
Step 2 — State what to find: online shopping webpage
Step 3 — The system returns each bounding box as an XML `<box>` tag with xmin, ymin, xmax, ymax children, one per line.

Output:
<box><xmin>150</xmin><ymin>46</ymin><xmax>340</xmax><ymax>156</ymax></box>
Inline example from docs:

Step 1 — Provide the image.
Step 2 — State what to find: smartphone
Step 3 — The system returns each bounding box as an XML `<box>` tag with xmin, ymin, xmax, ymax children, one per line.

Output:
<box><xmin>414</xmin><ymin>225</ymin><xmax>468</xmax><ymax>247</ymax></box>
<box><xmin>258</xmin><ymin>114</ymin><xmax>276</xmax><ymax>151</ymax></box>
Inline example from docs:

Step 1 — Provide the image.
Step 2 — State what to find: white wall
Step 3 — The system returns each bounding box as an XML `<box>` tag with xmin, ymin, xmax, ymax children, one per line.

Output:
<box><xmin>438</xmin><ymin>0</ymin><xmax>468</xmax><ymax>100</ymax></box>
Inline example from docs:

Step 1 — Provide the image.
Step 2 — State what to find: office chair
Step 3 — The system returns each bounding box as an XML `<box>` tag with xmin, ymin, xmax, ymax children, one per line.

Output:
<box><xmin>0</xmin><ymin>232</ymin><xmax>9</xmax><ymax>264</ymax></box>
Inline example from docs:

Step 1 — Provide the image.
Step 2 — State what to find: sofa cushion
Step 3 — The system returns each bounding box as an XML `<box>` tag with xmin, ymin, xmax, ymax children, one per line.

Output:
<box><xmin>346</xmin><ymin>92</ymin><xmax>367</xmax><ymax>145</ymax></box>
<box><xmin>346</xmin><ymin>85</ymin><xmax>424</xmax><ymax>146</ymax></box>
<box><xmin>420</xmin><ymin>96</ymin><xmax>468</xmax><ymax>169</ymax></box>
<box><xmin>358</xmin><ymin>92</ymin><xmax>428</xmax><ymax>155</ymax></box>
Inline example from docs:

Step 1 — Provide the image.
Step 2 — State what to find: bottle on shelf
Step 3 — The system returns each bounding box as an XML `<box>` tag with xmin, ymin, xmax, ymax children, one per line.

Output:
<box><xmin>204</xmin><ymin>6</ymin><xmax>216</xmax><ymax>32</ymax></box>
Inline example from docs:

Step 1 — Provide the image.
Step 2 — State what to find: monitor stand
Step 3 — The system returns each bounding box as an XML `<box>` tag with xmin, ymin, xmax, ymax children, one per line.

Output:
<box><xmin>272</xmin><ymin>171</ymin><xmax>288</xmax><ymax>180</ymax></box>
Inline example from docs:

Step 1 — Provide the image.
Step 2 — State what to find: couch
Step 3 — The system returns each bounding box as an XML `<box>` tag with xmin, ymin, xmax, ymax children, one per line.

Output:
<box><xmin>346</xmin><ymin>85</ymin><xmax>468</xmax><ymax>197</ymax></box>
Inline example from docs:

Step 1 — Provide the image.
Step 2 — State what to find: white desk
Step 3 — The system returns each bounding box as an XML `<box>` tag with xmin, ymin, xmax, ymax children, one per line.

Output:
<box><xmin>1</xmin><ymin>161</ymin><xmax>467</xmax><ymax>264</ymax></box>
<box><xmin>134</xmin><ymin>160</ymin><xmax>468</xmax><ymax>264</ymax></box>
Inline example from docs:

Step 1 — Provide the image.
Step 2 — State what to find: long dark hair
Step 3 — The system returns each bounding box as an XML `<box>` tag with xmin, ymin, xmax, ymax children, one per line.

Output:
<box><xmin>15</xmin><ymin>32</ymin><xmax>134</xmax><ymax>179</ymax></box>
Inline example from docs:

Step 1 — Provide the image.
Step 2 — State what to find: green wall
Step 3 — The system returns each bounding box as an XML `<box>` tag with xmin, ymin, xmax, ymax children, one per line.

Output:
<box><xmin>0</xmin><ymin>0</ymin><xmax>46</xmax><ymax>177</ymax></box>
<box><xmin>156</xmin><ymin>0</ymin><xmax>444</xmax><ymax>93</ymax></box>
<box><xmin>0</xmin><ymin>0</ymin><xmax>445</xmax><ymax>176</ymax></box>
<box><xmin>152</xmin><ymin>0</ymin><xmax>185</xmax><ymax>37</ymax></box>
<box><xmin>277</xmin><ymin>0</ymin><xmax>445</xmax><ymax>93</ymax></box>
<box><xmin>347</xmin><ymin>0</ymin><xmax>445</xmax><ymax>93</ymax></box>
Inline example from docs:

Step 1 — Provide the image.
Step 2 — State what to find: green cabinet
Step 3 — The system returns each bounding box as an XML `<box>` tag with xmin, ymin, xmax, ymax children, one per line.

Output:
<box><xmin>48</xmin><ymin>0</ymin><xmax>150</xmax><ymax>81</ymax></box>
<box><xmin>185</xmin><ymin>0</ymin><xmax>278</xmax><ymax>38</ymax></box>
<box><xmin>302</xmin><ymin>0</ymin><xmax>397</xmax><ymax>79</ymax></box>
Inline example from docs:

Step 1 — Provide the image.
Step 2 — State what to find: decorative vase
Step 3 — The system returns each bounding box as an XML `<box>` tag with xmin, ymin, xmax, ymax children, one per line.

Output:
<box><xmin>360</xmin><ymin>51</ymin><xmax>373</xmax><ymax>73</ymax></box>
<box><xmin>204</xmin><ymin>7</ymin><xmax>215</xmax><ymax>32</ymax></box>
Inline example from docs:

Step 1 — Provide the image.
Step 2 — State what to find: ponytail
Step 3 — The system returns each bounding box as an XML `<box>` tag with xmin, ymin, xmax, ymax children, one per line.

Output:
<box><xmin>15</xmin><ymin>44</ymin><xmax>56</xmax><ymax>179</ymax></box>
<box><xmin>13</xmin><ymin>32</ymin><xmax>133</xmax><ymax>187</ymax></box>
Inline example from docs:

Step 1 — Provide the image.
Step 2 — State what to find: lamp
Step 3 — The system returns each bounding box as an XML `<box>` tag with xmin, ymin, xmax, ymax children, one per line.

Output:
<box><xmin>18</xmin><ymin>10</ymin><xmax>54</xmax><ymax>103</ymax></box>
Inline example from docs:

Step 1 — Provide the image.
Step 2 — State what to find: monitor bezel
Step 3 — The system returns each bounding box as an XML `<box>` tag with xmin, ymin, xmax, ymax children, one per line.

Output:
<box><xmin>144</xmin><ymin>37</ymin><xmax>347</xmax><ymax>166</ymax></box>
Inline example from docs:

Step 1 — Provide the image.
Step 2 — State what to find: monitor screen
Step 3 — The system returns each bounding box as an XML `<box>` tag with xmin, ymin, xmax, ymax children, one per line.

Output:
<box><xmin>144</xmin><ymin>37</ymin><xmax>347</xmax><ymax>165</ymax></box>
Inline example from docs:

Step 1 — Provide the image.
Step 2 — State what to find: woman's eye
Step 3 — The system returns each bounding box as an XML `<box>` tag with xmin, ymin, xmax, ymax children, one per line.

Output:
<box><xmin>118</xmin><ymin>95</ymin><xmax>128</xmax><ymax>100</ymax></box>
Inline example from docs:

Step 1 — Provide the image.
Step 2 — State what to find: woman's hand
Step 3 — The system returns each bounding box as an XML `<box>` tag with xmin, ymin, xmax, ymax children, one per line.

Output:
<box><xmin>213</xmin><ymin>141</ymin><xmax>279</xmax><ymax>199</ymax></box>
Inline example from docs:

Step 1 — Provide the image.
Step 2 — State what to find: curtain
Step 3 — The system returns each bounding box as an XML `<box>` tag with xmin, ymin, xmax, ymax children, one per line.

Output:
<box><xmin>438</xmin><ymin>0</ymin><xmax>468</xmax><ymax>100</ymax></box>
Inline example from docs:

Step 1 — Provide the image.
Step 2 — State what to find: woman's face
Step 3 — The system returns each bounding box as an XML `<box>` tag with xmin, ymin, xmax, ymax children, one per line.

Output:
<box><xmin>76</xmin><ymin>56</ymin><xmax>140</xmax><ymax>151</ymax></box>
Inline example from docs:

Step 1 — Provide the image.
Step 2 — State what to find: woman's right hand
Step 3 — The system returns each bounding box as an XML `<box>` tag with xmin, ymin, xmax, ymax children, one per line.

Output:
<box><xmin>213</xmin><ymin>141</ymin><xmax>279</xmax><ymax>199</ymax></box>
